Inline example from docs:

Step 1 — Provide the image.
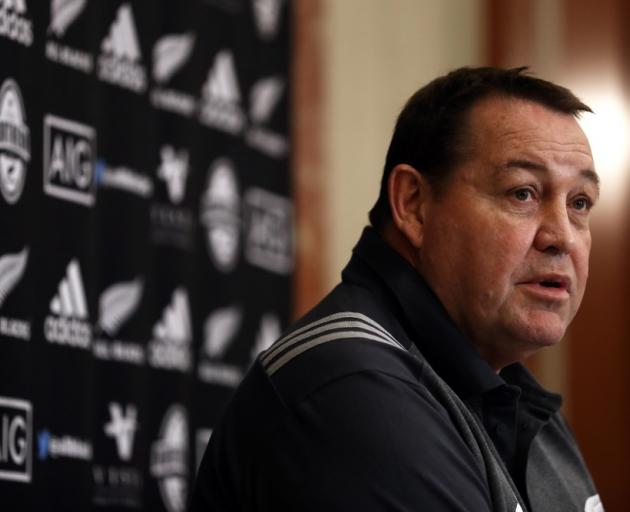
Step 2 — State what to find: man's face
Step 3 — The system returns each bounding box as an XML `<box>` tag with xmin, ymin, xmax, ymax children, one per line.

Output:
<box><xmin>416</xmin><ymin>96</ymin><xmax>598</xmax><ymax>370</ymax></box>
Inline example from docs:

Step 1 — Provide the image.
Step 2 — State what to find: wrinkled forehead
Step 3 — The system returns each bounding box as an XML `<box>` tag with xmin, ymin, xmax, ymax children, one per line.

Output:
<box><xmin>463</xmin><ymin>96</ymin><xmax>594</xmax><ymax>166</ymax></box>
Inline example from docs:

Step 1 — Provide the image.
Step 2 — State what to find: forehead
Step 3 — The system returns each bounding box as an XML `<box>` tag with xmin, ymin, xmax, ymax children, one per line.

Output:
<box><xmin>464</xmin><ymin>96</ymin><xmax>594</xmax><ymax>170</ymax></box>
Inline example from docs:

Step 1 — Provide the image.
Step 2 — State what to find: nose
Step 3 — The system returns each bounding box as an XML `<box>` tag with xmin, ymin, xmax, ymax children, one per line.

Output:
<box><xmin>533</xmin><ymin>202</ymin><xmax>576</xmax><ymax>255</ymax></box>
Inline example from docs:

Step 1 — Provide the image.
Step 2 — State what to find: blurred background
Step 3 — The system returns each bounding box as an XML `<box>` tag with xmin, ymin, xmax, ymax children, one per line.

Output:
<box><xmin>294</xmin><ymin>0</ymin><xmax>630</xmax><ymax>509</ymax></box>
<box><xmin>1</xmin><ymin>0</ymin><xmax>627</xmax><ymax>509</ymax></box>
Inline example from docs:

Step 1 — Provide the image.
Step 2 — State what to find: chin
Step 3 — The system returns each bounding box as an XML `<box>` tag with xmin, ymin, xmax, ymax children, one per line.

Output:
<box><xmin>517</xmin><ymin>313</ymin><xmax>568</xmax><ymax>349</ymax></box>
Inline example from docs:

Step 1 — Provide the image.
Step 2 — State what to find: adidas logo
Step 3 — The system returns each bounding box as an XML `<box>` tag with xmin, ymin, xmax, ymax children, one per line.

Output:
<box><xmin>246</xmin><ymin>76</ymin><xmax>288</xmax><ymax>158</ymax></box>
<box><xmin>0</xmin><ymin>0</ymin><xmax>33</xmax><ymax>47</ymax></box>
<box><xmin>97</xmin><ymin>3</ymin><xmax>147</xmax><ymax>93</ymax></box>
<box><xmin>98</xmin><ymin>277</ymin><xmax>143</xmax><ymax>337</ymax></box>
<box><xmin>48</xmin><ymin>0</ymin><xmax>86</xmax><ymax>37</ymax></box>
<box><xmin>197</xmin><ymin>306</ymin><xmax>243</xmax><ymax>387</ymax></box>
<box><xmin>0</xmin><ymin>247</ymin><xmax>28</xmax><ymax>309</ymax></box>
<box><xmin>252</xmin><ymin>0</ymin><xmax>284</xmax><ymax>41</ymax></box>
<box><xmin>44</xmin><ymin>258</ymin><xmax>92</xmax><ymax>349</ymax></box>
<box><xmin>157</xmin><ymin>145</ymin><xmax>189</xmax><ymax>205</ymax></box>
<box><xmin>152</xmin><ymin>32</ymin><xmax>195</xmax><ymax>84</ymax></box>
<box><xmin>148</xmin><ymin>288</ymin><xmax>192</xmax><ymax>372</ymax></box>
<box><xmin>199</xmin><ymin>50</ymin><xmax>245</xmax><ymax>134</ymax></box>
<box><xmin>0</xmin><ymin>78</ymin><xmax>30</xmax><ymax>205</ymax></box>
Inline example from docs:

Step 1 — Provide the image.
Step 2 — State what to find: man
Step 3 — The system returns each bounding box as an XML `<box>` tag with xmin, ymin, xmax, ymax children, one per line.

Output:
<box><xmin>190</xmin><ymin>67</ymin><xmax>603</xmax><ymax>511</ymax></box>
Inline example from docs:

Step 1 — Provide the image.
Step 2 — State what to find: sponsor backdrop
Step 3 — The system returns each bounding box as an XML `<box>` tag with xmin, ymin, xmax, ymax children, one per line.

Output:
<box><xmin>0</xmin><ymin>0</ymin><xmax>292</xmax><ymax>509</ymax></box>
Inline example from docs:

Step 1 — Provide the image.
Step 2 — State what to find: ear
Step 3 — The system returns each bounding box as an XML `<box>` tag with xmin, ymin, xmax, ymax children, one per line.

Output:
<box><xmin>387</xmin><ymin>164</ymin><xmax>430</xmax><ymax>248</ymax></box>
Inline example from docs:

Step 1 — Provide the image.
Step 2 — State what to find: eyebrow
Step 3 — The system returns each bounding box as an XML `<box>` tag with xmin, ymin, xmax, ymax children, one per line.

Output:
<box><xmin>504</xmin><ymin>159</ymin><xmax>600</xmax><ymax>188</ymax></box>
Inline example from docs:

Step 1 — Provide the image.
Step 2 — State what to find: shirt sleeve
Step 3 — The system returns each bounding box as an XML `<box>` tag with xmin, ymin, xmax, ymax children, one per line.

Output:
<box><xmin>255</xmin><ymin>369</ymin><xmax>494</xmax><ymax>511</ymax></box>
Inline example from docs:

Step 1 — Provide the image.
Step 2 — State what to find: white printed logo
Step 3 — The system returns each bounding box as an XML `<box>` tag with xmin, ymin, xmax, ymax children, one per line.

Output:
<box><xmin>251</xmin><ymin>312</ymin><xmax>280</xmax><ymax>359</ymax></box>
<box><xmin>199</xmin><ymin>50</ymin><xmax>245</xmax><ymax>134</ymax></box>
<box><xmin>0</xmin><ymin>0</ymin><xmax>33</xmax><ymax>47</ymax></box>
<box><xmin>0</xmin><ymin>79</ymin><xmax>30</xmax><ymax>205</ymax></box>
<box><xmin>45</xmin><ymin>0</ymin><xmax>93</xmax><ymax>73</ymax></box>
<box><xmin>153</xmin><ymin>33</ymin><xmax>195</xmax><ymax>84</ymax></box>
<box><xmin>96</xmin><ymin>159</ymin><xmax>153</xmax><ymax>198</ymax></box>
<box><xmin>150</xmin><ymin>405</ymin><xmax>188</xmax><ymax>512</ymax></box>
<box><xmin>151</xmin><ymin>146</ymin><xmax>194</xmax><ymax>250</ymax></box>
<box><xmin>0</xmin><ymin>396</ymin><xmax>32</xmax><ymax>482</ymax></box>
<box><xmin>200</xmin><ymin>159</ymin><xmax>240</xmax><ymax>272</ymax></box>
<box><xmin>98</xmin><ymin>3</ymin><xmax>147</xmax><ymax>93</ymax></box>
<box><xmin>0</xmin><ymin>247</ymin><xmax>30</xmax><ymax>341</ymax></box>
<box><xmin>157</xmin><ymin>145</ymin><xmax>189</xmax><ymax>205</ymax></box>
<box><xmin>44</xmin><ymin>258</ymin><xmax>92</xmax><ymax>349</ymax></box>
<box><xmin>585</xmin><ymin>494</ymin><xmax>604</xmax><ymax>512</ymax></box>
<box><xmin>252</xmin><ymin>0</ymin><xmax>284</xmax><ymax>41</ymax></box>
<box><xmin>98</xmin><ymin>278</ymin><xmax>143</xmax><ymax>336</ymax></box>
<box><xmin>197</xmin><ymin>306</ymin><xmax>243</xmax><ymax>387</ymax></box>
<box><xmin>203</xmin><ymin>306</ymin><xmax>241</xmax><ymax>358</ymax></box>
<box><xmin>37</xmin><ymin>429</ymin><xmax>92</xmax><ymax>461</ymax></box>
<box><xmin>195</xmin><ymin>429</ymin><xmax>212</xmax><ymax>472</ymax></box>
<box><xmin>246</xmin><ymin>76</ymin><xmax>288</xmax><ymax>158</ymax></box>
<box><xmin>104</xmin><ymin>402</ymin><xmax>138</xmax><ymax>461</ymax></box>
<box><xmin>48</xmin><ymin>0</ymin><xmax>86</xmax><ymax>37</ymax></box>
<box><xmin>149</xmin><ymin>288</ymin><xmax>192</xmax><ymax>372</ymax></box>
<box><xmin>150</xmin><ymin>33</ymin><xmax>197</xmax><ymax>118</ymax></box>
<box><xmin>0</xmin><ymin>247</ymin><xmax>27</xmax><ymax>308</ymax></box>
<box><xmin>44</xmin><ymin>115</ymin><xmax>96</xmax><ymax>206</ymax></box>
<box><xmin>244</xmin><ymin>187</ymin><xmax>293</xmax><ymax>274</ymax></box>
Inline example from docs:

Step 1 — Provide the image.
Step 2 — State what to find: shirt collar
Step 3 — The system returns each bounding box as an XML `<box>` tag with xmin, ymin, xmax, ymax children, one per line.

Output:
<box><xmin>342</xmin><ymin>227</ymin><xmax>504</xmax><ymax>399</ymax></box>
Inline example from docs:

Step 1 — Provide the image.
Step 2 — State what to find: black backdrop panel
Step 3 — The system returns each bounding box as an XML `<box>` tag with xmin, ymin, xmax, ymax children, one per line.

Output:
<box><xmin>0</xmin><ymin>0</ymin><xmax>292</xmax><ymax>509</ymax></box>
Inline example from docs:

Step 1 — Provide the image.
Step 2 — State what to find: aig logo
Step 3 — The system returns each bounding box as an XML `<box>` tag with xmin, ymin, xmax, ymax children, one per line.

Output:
<box><xmin>0</xmin><ymin>396</ymin><xmax>32</xmax><ymax>483</ymax></box>
<box><xmin>43</xmin><ymin>115</ymin><xmax>96</xmax><ymax>206</ymax></box>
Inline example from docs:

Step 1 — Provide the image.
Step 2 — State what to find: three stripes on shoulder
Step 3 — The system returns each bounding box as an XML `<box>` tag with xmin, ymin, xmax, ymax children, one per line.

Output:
<box><xmin>259</xmin><ymin>312</ymin><xmax>404</xmax><ymax>376</ymax></box>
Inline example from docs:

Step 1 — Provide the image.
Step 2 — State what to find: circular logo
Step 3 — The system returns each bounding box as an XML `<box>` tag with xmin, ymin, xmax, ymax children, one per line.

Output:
<box><xmin>199</xmin><ymin>159</ymin><xmax>240</xmax><ymax>272</ymax></box>
<box><xmin>0</xmin><ymin>79</ymin><xmax>30</xmax><ymax>204</ymax></box>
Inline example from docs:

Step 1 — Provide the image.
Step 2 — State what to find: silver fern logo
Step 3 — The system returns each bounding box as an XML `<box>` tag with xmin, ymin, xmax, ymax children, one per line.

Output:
<box><xmin>152</xmin><ymin>33</ymin><xmax>195</xmax><ymax>84</ymax></box>
<box><xmin>202</xmin><ymin>306</ymin><xmax>241</xmax><ymax>358</ymax></box>
<box><xmin>0</xmin><ymin>247</ymin><xmax>28</xmax><ymax>308</ymax></box>
<box><xmin>48</xmin><ymin>0</ymin><xmax>87</xmax><ymax>37</ymax></box>
<box><xmin>197</xmin><ymin>306</ymin><xmax>243</xmax><ymax>387</ymax></box>
<box><xmin>98</xmin><ymin>278</ymin><xmax>143</xmax><ymax>336</ymax></box>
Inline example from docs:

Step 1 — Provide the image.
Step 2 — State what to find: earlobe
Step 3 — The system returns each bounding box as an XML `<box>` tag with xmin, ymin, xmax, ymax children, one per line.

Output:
<box><xmin>388</xmin><ymin>164</ymin><xmax>428</xmax><ymax>249</ymax></box>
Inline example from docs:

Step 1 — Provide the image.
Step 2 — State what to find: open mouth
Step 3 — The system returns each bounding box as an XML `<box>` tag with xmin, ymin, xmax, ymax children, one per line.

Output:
<box><xmin>539</xmin><ymin>280</ymin><xmax>562</xmax><ymax>289</ymax></box>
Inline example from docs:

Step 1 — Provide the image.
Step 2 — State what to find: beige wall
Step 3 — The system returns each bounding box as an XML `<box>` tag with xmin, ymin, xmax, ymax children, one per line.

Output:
<box><xmin>321</xmin><ymin>0</ymin><xmax>485</xmax><ymax>288</ymax></box>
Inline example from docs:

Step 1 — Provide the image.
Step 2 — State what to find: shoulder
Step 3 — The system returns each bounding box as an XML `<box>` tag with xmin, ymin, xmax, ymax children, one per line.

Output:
<box><xmin>258</xmin><ymin>282</ymin><xmax>422</xmax><ymax>408</ymax></box>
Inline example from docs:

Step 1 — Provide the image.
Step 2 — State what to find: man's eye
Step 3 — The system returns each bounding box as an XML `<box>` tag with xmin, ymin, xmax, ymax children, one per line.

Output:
<box><xmin>572</xmin><ymin>197</ymin><xmax>592</xmax><ymax>211</ymax></box>
<box><xmin>513</xmin><ymin>189</ymin><xmax>533</xmax><ymax>201</ymax></box>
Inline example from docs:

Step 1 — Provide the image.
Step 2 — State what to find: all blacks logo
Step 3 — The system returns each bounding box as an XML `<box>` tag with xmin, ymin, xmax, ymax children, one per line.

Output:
<box><xmin>150</xmin><ymin>404</ymin><xmax>188</xmax><ymax>512</ymax></box>
<box><xmin>0</xmin><ymin>79</ymin><xmax>29</xmax><ymax>204</ymax></box>
<box><xmin>199</xmin><ymin>159</ymin><xmax>241</xmax><ymax>273</ymax></box>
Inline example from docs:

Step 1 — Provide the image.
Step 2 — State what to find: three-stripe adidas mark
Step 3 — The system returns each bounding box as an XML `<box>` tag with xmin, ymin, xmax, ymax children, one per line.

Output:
<box><xmin>260</xmin><ymin>312</ymin><xmax>404</xmax><ymax>376</ymax></box>
<box><xmin>50</xmin><ymin>259</ymin><xmax>88</xmax><ymax>319</ymax></box>
<box><xmin>44</xmin><ymin>258</ymin><xmax>92</xmax><ymax>348</ymax></box>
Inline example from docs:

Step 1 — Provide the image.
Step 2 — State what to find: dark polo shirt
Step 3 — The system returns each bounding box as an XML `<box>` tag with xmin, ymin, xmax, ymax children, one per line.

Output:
<box><xmin>190</xmin><ymin>227</ymin><xmax>600</xmax><ymax>511</ymax></box>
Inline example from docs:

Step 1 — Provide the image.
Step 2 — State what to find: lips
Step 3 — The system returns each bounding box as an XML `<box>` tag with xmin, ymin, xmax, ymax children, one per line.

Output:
<box><xmin>518</xmin><ymin>274</ymin><xmax>572</xmax><ymax>299</ymax></box>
